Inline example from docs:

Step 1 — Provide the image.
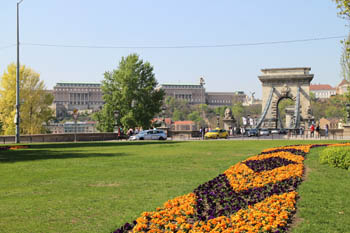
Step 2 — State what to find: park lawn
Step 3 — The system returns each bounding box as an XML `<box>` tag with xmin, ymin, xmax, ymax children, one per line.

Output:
<box><xmin>291</xmin><ymin>146</ymin><xmax>350</xmax><ymax>233</ymax></box>
<box><xmin>0</xmin><ymin>140</ymin><xmax>344</xmax><ymax>233</ymax></box>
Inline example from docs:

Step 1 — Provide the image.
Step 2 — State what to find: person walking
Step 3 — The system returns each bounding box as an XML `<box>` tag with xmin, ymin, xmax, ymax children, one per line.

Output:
<box><xmin>316</xmin><ymin>124</ymin><xmax>320</xmax><ymax>138</ymax></box>
<box><xmin>325</xmin><ymin>124</ymin><xmax>329</xmax><ymax>138</ymax></box>
<box><xmin>310</xmin><ymin>124</ymin><xmax>315</xmax><ymax>138</ymax></box>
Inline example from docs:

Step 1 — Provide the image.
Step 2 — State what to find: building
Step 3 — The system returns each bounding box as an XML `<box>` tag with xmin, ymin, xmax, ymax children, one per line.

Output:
<box><xmin>336</xmin><ymin>79</ymin><xmax>350</xmax><ymax>95</ymax></box>
<box><xmin>310</xmin><ymin>84</ymin><xmax>336</xmax><ymax>99</ymax></box>
<box><xmin>160</xmin><ymin>83</ymin><xmax>206</xmax><ymax>105</ymax></box>
<box><xmin>159</xmin><ymin>79</ymin><xmax>247</xmax><ymax>107</ymax></box>
<box><xmin>52</xmin><ymin>82</ymin><xmax>104</xmax><ymax>119</ymax></box>
<box><xmin>172</xmin><ymin>121</ymin><xmax>197</xmax><ymax>131</ymax></box>
<box><xmin>206</xmin><ymin>91</ymin><xmax>246</xmax><ymax>106</ymax></box>
<box><xmin>46</xmin><ymin>121</ymin><xmax>98</xmax><ymax>134</ymax></box>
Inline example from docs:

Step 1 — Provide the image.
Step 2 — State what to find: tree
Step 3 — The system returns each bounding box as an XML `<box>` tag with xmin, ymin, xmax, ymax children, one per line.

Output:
<box><xmin>232</xmin><ymin>103</ymin><xmax>245</xmax><ymax>125</ymax></box>
<box><xmin>95</xmin><ymin>54</ymin><xmax>165</xmax><ymax>131</ymax></box>
<box><xmin>340</xmin><ymin>34</ymin><xmax>350</xmax><ymax>81</ymax></box>
<box><xmin>334</xmin><ymin>0</ymin><xmax>350</xmax><ymax>19</ymax></box>
<box><xmin>0</xmin><ymin>64</ymin><xmax>54</xmax><ymax>135</ymax></box>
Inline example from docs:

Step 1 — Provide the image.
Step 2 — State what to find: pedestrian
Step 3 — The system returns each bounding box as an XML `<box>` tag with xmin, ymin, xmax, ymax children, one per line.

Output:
<box><xmin>199</xmin><ymin>127</ymin><xmax>203</xmax><ymax>140</ymax></box>
<box><xmin>325</xmin><ymin>124</ymin><xmax>329</xmax><ymax>138</ymax></box>
<box><xmin>310</xmin><ymin>124</ymin><xmax>315</xmax><ymax>137</ymax></box>
<box><xmin>316</xmin><ymin>124</ymin><xmax>320</xmax><ymax>138</ymax></box>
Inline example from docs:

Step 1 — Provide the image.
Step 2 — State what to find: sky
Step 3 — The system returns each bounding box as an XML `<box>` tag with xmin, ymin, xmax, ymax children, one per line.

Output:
<box><xmin>0</xmin><ymin>0</ymin><xmax>348</xmax><ymax>98</ymax></box>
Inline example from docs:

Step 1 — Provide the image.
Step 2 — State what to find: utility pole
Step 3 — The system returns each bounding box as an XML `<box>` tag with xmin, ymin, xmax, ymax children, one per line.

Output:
<box><xmin>16</xmin><ymin>0</ymin><xmax>24</xmax><ymax>143</ymax></box>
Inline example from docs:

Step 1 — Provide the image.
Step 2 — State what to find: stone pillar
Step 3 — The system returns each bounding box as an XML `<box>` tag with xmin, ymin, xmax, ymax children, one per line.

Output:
<box><xmin>343</xmin><ymin>124</ymin><xmax>350</xmax><ymax>137</ymax></box>
<box><xmin>223</xmin><ymin>119</ymin><xmax>235</xmax><ymax>131</ymax></box>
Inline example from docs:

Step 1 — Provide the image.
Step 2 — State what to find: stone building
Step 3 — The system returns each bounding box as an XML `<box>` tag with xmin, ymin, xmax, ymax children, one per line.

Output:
<box><xmin>159</xmin><ymin>81</ymin><xmax>247</xmax><ymax>107</ymax></box>
<box><xmin>336</xmin><ymin>79</ymin><xmax>350</xmax><ymax>95</ymax></box>
<box><xmin>159</xmin><ymin>83</ymin><xmax>206</xmax><ymax>104</ymax></box>
<box><xmin>52</xmin><ymin>82</ymin><xmax>104</xmax><ymax>118</ymax></box>
<box><xmin>309</xmin><ymin>84</ymin><xmax>336</xmax><ymax>99</ymax></box>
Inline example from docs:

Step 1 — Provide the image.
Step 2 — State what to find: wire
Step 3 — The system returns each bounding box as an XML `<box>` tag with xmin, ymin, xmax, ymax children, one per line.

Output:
<box><xmin>20</xmin><ymin>35</ymin><xmax>346</xmax><ymax>50</ymax></box>
<box><xmin>0</xmin><ymin>44</ymin><xmax>16</xmax><ymax>51</ymax></box>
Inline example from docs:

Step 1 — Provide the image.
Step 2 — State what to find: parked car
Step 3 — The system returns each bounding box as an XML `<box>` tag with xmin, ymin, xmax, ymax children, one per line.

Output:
<box><xmin>204</xmin><ymin>128</ymin><xmax>228</xmax><ymax>139</ymax></box>
<box><xmin>259</xmin><ymin>128</ymin><xmax>270</xmax><ymax>136</ymax></box>
<box><xmin>245</xmin><ymin>128</ymin><xmax>259</xmax><ymax>137</ymax></box>
<box><xmin>271</xmin><ymin>128</ymin><xmax>288</xmax><ymax>134</ymax></box>
<box><xmin>129</xmin><ymin>130</ymin><xmax>167</xmax><ymax>140</ymax></box>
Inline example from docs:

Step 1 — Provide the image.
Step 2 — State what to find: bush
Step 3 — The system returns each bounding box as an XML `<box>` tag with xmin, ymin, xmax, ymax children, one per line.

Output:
<box><xmin>320</xmin><ymin>146</ymin><xmax>350</xmax><ymax>170</ymax></box>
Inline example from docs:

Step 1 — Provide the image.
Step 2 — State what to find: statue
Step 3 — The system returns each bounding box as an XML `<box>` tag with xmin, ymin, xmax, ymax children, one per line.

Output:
<box><xmin>224</xmin><ymin>108</ymin><xmax>233</xmax><ymax>120</ymax></box>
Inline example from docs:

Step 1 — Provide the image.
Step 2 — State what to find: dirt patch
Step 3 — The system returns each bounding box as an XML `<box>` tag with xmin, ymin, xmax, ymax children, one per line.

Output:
<box><xmin>303</xmin><ymin>165</ymin><xmax>312</xmax><ymax>181</ymax></box>
<box><xmin>287</xmin><ymin>215</ymin><xmax>304</xmax><ymax>232</ymax></box>
<box><xmin>88</xmin><ymin>183</ymin><xmax>120</xmax><ymax>187</ymax></box>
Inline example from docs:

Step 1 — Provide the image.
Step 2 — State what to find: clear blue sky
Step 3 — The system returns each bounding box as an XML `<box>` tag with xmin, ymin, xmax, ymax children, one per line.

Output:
<box><xmin>0</xmin><ymin>0</ymin><xmax>348</xmax><ymax>98</ymax></box>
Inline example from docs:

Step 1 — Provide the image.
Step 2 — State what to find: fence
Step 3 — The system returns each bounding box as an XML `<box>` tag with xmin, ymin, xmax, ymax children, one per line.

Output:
<box><xmin>0</xmin><ymin>133</ymin><xmax>118</xmax><ymax>144</ymax></box>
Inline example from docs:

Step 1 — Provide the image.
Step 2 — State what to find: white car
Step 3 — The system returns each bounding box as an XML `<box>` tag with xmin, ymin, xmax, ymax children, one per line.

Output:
<box><xmin>259</xmin><ymin>129</ymin><xmax>270</xmax><ymax>136</ymax></box>
<box><xmin>129</xmin><ymin>130</ymin><xmax>167</xmax><ymax>140</ymax></box>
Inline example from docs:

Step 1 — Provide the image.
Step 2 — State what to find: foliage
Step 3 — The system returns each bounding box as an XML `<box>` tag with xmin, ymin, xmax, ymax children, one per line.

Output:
<box><xmin>320</xmin><ymin>146</ymin><xmax>350</xmax><ymax>169</ymax></box>
<box><xmin>340</xmin><ymin>35</ymin><xmax>350</xmax><ymax>81</ymax></box>
<box><xmin>278</xmin><ymin>98</ymin><xmax>294</xmax><ymax>127</ymax></box>
<box><xmin>334</xmin><ymin>0</ymin><xmax>350</xmax><ymax>19</ymax></box>
<box><xmin>95</xmin><ymin>54</ymin><xmax>164</xmax><ymax>131</ymax></box>
<box><xmin>0</xmin><ymin>64</ymin><xmax>53</xmax><ymax>135</ymax></box>
<box><xmin>291</xmin><ymin>146</ymin><xmax>350</xmax><ymax>233</ymax></box>
<box><xmin>232</xmin><ymin>102</ymin><xmax>245</xmax><ymax>125</ymax></box>
<box><xmin>311</xmin><ymin>94</ymin><xmax>347</xmax><ymax>121</ymax></box>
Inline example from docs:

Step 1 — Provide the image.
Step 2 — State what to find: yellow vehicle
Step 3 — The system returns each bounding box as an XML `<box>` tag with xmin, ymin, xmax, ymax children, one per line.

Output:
<box><xmin>204</xmin><ymin>128</ymin><xmax>229</xmax><ymax>139</ymax></box>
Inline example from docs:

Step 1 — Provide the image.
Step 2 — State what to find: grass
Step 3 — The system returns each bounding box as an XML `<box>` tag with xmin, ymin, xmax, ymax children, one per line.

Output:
<box><xmin>291</xmin><ymin>147</ymin><xmax>350</xmax><ymax>233</ymax></box>
<box><xmin>0</xmin><ymin>140</ymin><xmax>346</xmax><ymax>232</ymax></box>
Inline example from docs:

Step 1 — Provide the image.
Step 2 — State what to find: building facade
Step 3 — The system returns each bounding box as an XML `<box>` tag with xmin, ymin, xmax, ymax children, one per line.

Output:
<box><xmin>310</xmin><ymin>84</ymin><xmax>336</xmax><ymax>99</ymax></box>
<box><xmin>160</xmin><ymin>83</ymin><xmax>206</xmax><ymax>105</ymax></box>
<box><xmin>47</xmin><ymin>121</ymin><xmax>98</xmax><ymax>134</ymax></box>
<box><xmin>52</xmin><ymin>82</ymin><xmax>104</xmax><ymax>118</ymax></box>
<box><xmin>336</xmin><ymin>79</ymin><xmax>350</xmax><ymax>95</ymax></box>
<box><xmin>159</xmin><ymin>81</ymin><xmax>247</xmax><ymax>107</ymax></box>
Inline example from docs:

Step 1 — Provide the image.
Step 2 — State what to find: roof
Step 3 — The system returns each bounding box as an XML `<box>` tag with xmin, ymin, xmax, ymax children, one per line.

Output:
<box><xmin>174</xmin><ymin>121</ymin><xmax>195</xmax><ymax>125</ymax></box>
<box><xmin>152</xmin><ymin>118</ymin><xmax>172</xmax><ymax>125</ymax></box>
<box><xmin>56</xmin><ymin>82</ymin><xmax>101</xmax><ymax>86</ymax></box>
<box><xmin>338</xmin><ymin>79</ymin><xmax>350</xmax><ymax>87</ymax></box>
<box><xmin>160</xmin><ymin>83</ymin><xmax>202</xmax><ymax>87</ymax></box>
<box><xmin>310</xmin><ymin>84</ymin><xmax>335</xmax><ymax>91</ymax></box>
<box><xmin>261</xmin><ymin>67</ymin><xmax>311</xmax><ymax>71</ymax></box>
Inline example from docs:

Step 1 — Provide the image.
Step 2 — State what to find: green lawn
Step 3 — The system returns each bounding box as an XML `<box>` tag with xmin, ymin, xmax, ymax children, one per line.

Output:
<box><xmin>291</xmin><ymin>146</ymin><xmax>350</xmax><ymax>233</ymax></box>
<box><xmin>0</xmin><ymin>140</ymin><xmax>347</xmax><ymax>233</ymax></box>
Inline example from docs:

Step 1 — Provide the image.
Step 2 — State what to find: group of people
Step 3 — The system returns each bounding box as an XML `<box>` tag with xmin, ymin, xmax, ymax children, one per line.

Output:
<box><xmin>309</xmin><ymin>123</ymin><xmax>329</xmax><ymax>138</ymax></box>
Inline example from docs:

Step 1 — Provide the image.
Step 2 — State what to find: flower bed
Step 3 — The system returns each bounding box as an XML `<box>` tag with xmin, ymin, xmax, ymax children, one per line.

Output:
<box><xmin>0</xmin><ymin>145</ymin><xmax>29</xmax><ymax>150</ymax></box>
<box><xmin>113</xmin><ymin>143</ymin><xmax>350</xmax><ymax>233</ymax></box>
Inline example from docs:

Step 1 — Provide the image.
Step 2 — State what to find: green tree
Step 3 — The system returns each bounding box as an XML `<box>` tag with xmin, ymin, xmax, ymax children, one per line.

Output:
<box><xmin>187</xmin><ymin>111</ymin><xmax>202</xmax><ymax>123</ymax></box>
<box><xmin>334</xmin><ymin>0</ymin><xmax>350</xmax><ymax>19</ymax></box>
<box><xmin>232</xmin><ymin>103</ymin><xmax>245</xmax><ymax>125</ymax></box>
<box><xmin>0</xmin><ymin>64</ymin><xmax>53</xmax><ymax>135</ymax></box>
<box><xmin>95</xmin><ymin>54</ymin><xmax>164</xmax><ymax>131</ymax></box>
<box><xmin>172</xmin><ymin>109</ymin><xmax>184</xmax><ymax>121</ymax></box>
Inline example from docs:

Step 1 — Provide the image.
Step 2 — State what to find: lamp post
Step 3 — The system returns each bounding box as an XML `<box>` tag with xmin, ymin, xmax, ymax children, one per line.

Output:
<box><xmin>73</xmin><ymin>109</ymin><xmax>78</xmax><ymax>142</ymax></box>
<box><xmin>15</xmin><ymin>0</ymin><xmax>24</xmax><ymax>143</ymax></box>
<box><xmin>346</xmin><ymin>103</ymin><xmax>350</xmax><ymax>124</ymax></box>
<box><xmin>114</xmin><ymin>110</ymin><xmax>119</xmax><ymax>138</ymax></box>
<box><xmin>161</xmin><ymin>106</ymin><xmax>166</xmax><ymax>127</ymax></box>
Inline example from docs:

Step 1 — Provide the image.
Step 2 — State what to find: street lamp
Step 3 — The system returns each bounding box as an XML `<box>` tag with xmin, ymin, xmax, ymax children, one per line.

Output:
<box><xmin>346</xmin><ymin>103</ymin><xmax>350</xmax><ymax>124</ymax></box>
<box><xmin>161</xmin><ymin>106</ymin><xmax>166</xmax><ymax>127</ymax></box>
<box><xmin>15</xmin><ymin>0</ymin><xmax>24</xmax><ymax>143</ymax></box>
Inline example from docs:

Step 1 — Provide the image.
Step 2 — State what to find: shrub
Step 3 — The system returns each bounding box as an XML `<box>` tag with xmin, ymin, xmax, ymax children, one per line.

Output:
<box><xmin>320</xmin><ymin>146</ymin><xmax>350</xmax><ymax>170</ymax></box>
